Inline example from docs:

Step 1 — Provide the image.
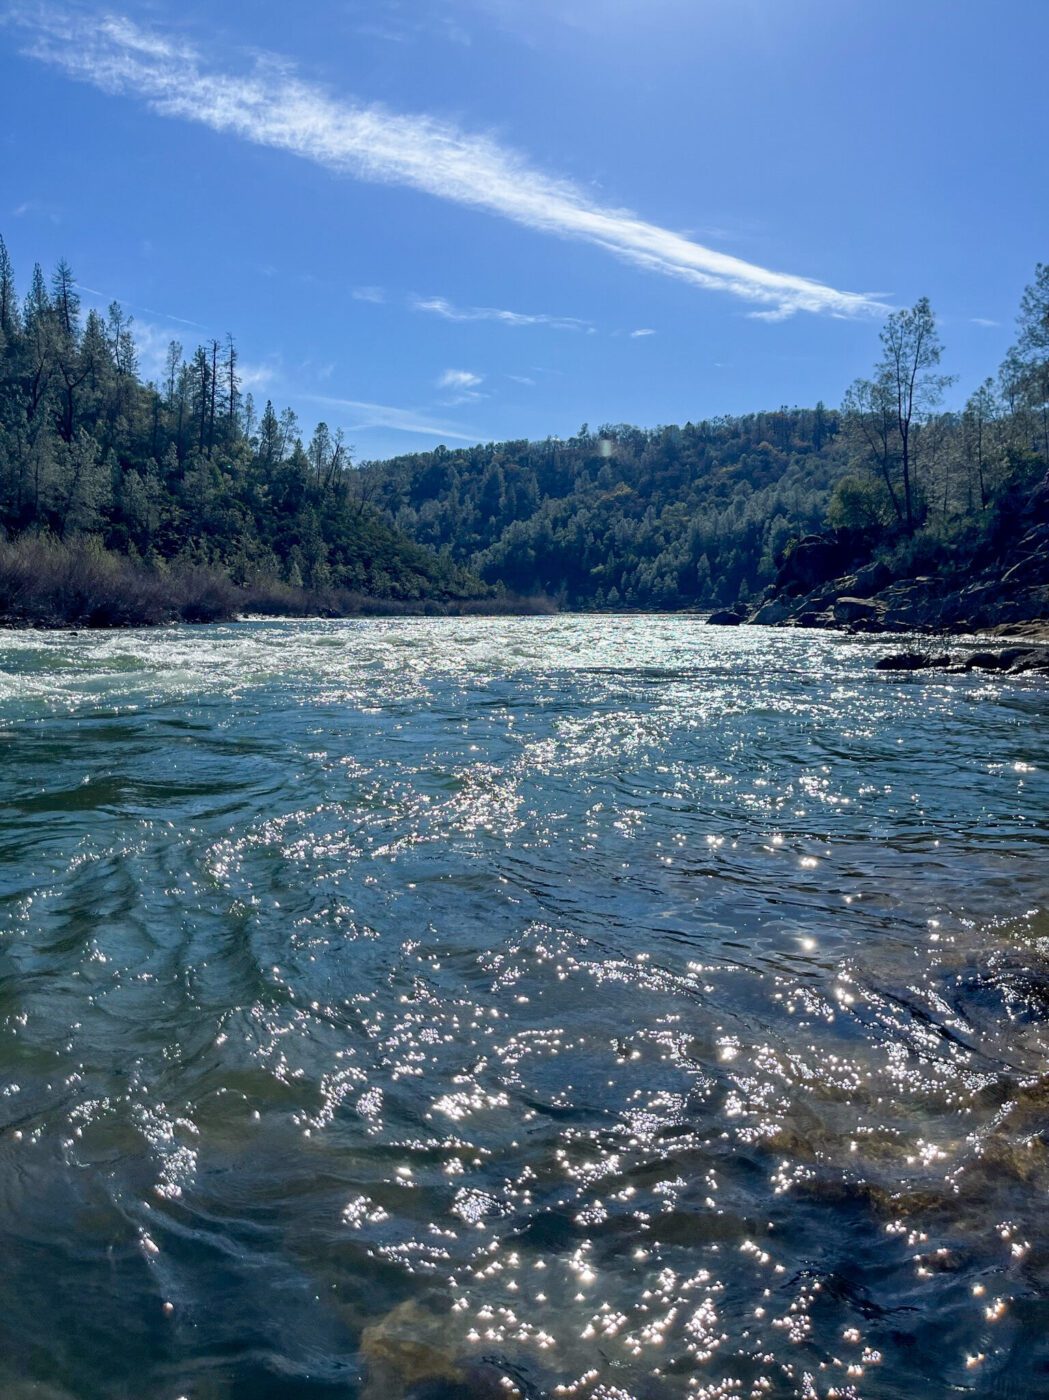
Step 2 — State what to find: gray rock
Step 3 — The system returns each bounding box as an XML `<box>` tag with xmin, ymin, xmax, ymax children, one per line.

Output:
<box><xmin>749</xmin><ymin>598</ymin><xmax>793</xmax><ymax>625</ymax></box>
<box><xmin>833</xmin><ymin>595</ymin><xmax>886</xmax><ymax>625</ymax></box>
<box><xmin>852</xmin><ymin>560</ymin><xmax>893</xmax><ymax>596</ymax></box>
<box><xmin>875</xmin><ymin>652</ymin><xmax>951</xmax><ymax>671</ymax></box>
<box><xmin>962</xmin><ymin>646</ymin><xmax>1049</xmax><ymax>673</ymax></box>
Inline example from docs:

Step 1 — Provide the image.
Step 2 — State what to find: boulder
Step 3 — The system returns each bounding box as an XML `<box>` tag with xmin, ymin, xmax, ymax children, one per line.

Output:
<box><xmin>962</xmin><ymin>647</ymin><xmax>1049</xmax><ymax>674</ymax></box>
<box><xmin>750</xmin><ymin>597</ymin><xmax>793</xmax><ymax>625</ymax></box>
<box><xmin>875</xmin><ymin>652</ymin><xmax>951</xmax><ymax>671</ymax></box>
<box><xmin>1002</xmin><ymin>554</ymin><xmax>1049</xmax><ymax>588</ymax></box>
<box><xmin>1023</xmin><ymin>652</ymin><xmax>1049</xmax><ymax>673</ymax></box>
<box><xmin>963</xmin><ymin>644</ymin><xmax>1047</xmax><ymax>672</ymax></box>
<box><xmin>833</xmin><ymin>595</ymin><xmax>886</xmax><ymax>625</ymax></box>
<box><xmin>707</xmin><ymin>608</ymin><xmax>745</xmax><ymax>625</ymax></box>
<box><xmin>963</xmin><ymin>651</ymin><xmax>1007</xmax><ymax>670</ymax></box>
<box><xmin>878</xmin><ymin>579</ymin><xmax>946</xmax><ymax>630</ymax></box>
<box><xmin>852</xmin><ymin>560</ymin><xmax>893</xmax><ymax>597</ymax></box>
<box><xmin>998</xmin><ymin>646</ymin><xmax>1039</xmax><ymax>669</ymax></box>
<box><xmin>774</xmin><ymin>531</ymin><xmax>868</xmax><ymax>595</ymax></box>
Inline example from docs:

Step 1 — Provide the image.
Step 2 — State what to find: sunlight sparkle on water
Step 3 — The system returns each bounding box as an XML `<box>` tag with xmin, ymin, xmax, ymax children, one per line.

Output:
<box><xmin>0</xmin><ymin>618</ymin><xmax>1047</xmax><ymax>1397</ymax></box>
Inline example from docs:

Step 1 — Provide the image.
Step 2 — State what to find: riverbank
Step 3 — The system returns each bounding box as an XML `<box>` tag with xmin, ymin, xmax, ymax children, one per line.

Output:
<box><xmin>0</xmin><ymin>536</ymin><xmax>555</xmax><ymax>629</ymax></box>
<box><xmin>721</xmin><ymin>504</ymin><xmax>1049</xmax><ymax>639</ymax></box>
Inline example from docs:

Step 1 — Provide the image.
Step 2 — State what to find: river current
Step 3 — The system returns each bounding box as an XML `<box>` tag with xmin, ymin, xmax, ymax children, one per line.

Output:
<box><xmin>0</xmin><ymin>617</ymin><xmax>1047</xmax><ymax>1399</ymax></box>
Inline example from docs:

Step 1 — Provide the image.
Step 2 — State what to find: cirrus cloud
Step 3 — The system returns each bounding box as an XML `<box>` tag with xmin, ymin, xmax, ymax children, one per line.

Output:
<box><xmin>412</xmin><ymin>295</ymin><xmax>592</xmax><ymax>331</ymax></box>
<box><xmin>8</xmin><ymin>6</ymin><xmax>888</xmax><ymax>321</ymax></box>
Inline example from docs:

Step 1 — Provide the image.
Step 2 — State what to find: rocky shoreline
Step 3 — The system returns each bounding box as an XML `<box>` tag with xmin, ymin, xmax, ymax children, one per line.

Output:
<box><xmin>706</xmin><ymin>513</ymin><xmax>1049</xmax><ymax>647</ymax></box>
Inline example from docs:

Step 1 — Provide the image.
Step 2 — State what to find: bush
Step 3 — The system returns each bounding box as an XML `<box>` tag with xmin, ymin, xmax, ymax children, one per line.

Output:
<box><xmin>0</xmin><ymin>534</ymin><xmax>557</xmax><ymax>628</ymax></box>
<box><xmin>827</xmin><ymin>475</ymin><xmax>896</xmax><ymax>530</ymax></box>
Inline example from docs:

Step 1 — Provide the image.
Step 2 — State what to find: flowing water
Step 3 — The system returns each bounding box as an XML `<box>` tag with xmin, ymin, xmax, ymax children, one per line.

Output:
<box><xmin>0</xmin><ymin>617</ymin><xmax>1047</xmax><ymax>1400</ymax></box>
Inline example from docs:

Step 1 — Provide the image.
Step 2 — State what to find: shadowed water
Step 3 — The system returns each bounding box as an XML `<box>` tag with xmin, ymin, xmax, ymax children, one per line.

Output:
<box><xmin>0</xmin><ymin>617</ymin><xmax>1047</xmax><ymax>1400</ymax></box>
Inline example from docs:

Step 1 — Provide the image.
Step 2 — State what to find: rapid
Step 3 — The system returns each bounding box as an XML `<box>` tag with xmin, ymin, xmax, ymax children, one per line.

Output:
<box><xmin>0</xmin><ymin>617</ymin><xmax>1047</xmax><ymax>1399</ymax></box>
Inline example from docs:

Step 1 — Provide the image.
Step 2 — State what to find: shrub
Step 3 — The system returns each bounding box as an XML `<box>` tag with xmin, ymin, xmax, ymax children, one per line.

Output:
<box><xmin>0</xmin><ymin>534</ymin><xmax>556</xmax><ymax>628</ymax></box>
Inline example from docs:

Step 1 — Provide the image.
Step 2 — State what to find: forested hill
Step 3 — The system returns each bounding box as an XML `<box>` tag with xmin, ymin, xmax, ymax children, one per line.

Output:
<box><xmin>359</xmin><ymin>408</ymin><xmax>845</xmax><ymax>610</ymax></box>
<box><xmin>2</xmin><ymin>230</ymin><xmax>1047</xmax><ymax>628</ymax></box>
<box><xmin>362</xmin><ymin>266</ymin><xmax>1049</xmax><ymax>618</ymax></box>
<box><xmin>0</xmin><ymin>238</ymin><xmax>485</xmax><ymax>621</ymax></box>
<box><xmin>0</xmin><ymin>225</ymin><xmax>850</xmax><ymax>619</ymax></box>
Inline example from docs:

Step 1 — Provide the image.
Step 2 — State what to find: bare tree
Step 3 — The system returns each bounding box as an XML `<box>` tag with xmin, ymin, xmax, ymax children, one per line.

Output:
<box><xmin>225</xmin><ymin>333</ymin><xmax>239</xmax><ymax>430</ymax></box>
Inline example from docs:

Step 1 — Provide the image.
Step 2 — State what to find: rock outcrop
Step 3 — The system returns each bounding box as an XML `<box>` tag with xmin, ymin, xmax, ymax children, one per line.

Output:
<box><xmin>746</xmin><ymin>513</ymin><xmax>1049</xmax><ymax>638</ymax></box>
<box><xmin>875</xmin><ymin>646</ymin><xmax>1049</xmax><ymax>675</ymax></box>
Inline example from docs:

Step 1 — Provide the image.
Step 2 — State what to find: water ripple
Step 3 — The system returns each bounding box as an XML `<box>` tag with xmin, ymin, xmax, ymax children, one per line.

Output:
<box><xmin>0</xmin><ymin>617</ymin><xmax>1047</xmax><ymax>1398</ymax></box>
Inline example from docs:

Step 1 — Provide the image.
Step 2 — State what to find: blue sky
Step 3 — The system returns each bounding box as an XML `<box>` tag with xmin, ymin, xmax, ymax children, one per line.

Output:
<box><xmin>1</xmin><ymin>0</ymin><xmax>1046</xmax><ymax>460</ymax></box>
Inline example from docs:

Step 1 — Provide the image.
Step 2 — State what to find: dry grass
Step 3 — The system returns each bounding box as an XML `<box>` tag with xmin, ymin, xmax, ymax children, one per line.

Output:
<box><xmin>0</xmin><ymin>536</ymin><xmax>555</xmax><ymax>628</ymax></box>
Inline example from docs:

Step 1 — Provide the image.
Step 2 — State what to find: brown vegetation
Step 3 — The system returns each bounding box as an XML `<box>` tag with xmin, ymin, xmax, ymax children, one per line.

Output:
<box><xmin>0</xmin><ymin>535</ymin><xmax>556</xmax><ymax>629</ymax></box>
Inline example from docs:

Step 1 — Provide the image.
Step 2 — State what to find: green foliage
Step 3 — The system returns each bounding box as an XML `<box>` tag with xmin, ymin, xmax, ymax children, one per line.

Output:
<box><xmin>0</xmin><ymin>235</ymin><xmax>485</xmax><ymax>608</ymax></box>
<box><xmin>1</xmin><ymin>235</ymin><xmax>1045</xmax><ymax>625</ymax></box>
<box><xmin>827</xmin><ymin>474</ymin><xmax>895</xmax><ymax>530</ymax></box>
<box><xmin>830</xmin><ymin>278</ymin><xmax>1049</xmax><ymax>588</ymax></box>
<box><xmin>360</xmin><ymin>411</ymin><xmax>849</xmax><ymax>609</ymax></box>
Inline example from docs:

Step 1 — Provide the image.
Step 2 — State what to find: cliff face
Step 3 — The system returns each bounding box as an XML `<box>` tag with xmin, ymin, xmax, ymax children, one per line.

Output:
<box><xmin>738</xmin><ymin>477</ymin><xmax>1049</xmax><ymax>638</ymax></box>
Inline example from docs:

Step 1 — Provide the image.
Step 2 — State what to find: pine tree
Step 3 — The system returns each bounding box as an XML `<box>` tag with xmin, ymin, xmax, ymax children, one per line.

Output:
<box><xmin>0</xmin><ymin>235</ymin><xmax>18</xmax><ymax>339</ymax></box>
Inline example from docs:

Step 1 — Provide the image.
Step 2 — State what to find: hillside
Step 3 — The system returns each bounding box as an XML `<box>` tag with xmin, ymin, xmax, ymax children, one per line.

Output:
<box><xmin>359</xmin><ymin>408</ymin><xmax>846</xmax><ymax>610</ymax></box>
<box><xmin>360</xmin><ymin>273</ymin><xmax>1049</xmax><ymax>627</ymax></box>
<box><xmin>2</xmin><ymin>234</ymin><xmax>1047</xmax><ymax>631</ymax></box>
<box><xmin>0</xmin><ymin>237</ymin><xmax>489</xmax><ymax>625</ymax></box>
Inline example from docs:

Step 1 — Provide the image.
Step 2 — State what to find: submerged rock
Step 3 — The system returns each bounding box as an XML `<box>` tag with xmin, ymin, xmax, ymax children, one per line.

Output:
<box><xmin>360</xmin><ymin>1300</ymin><xmax>508</xmax><ymax>1400</ymax></box>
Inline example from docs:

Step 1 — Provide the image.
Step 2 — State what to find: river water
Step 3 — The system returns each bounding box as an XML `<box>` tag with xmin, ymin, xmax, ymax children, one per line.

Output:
<box><xmin>0</xmin><ymin>617</ymin><xmax>1047</xmax><ymax>1400</ymax></box>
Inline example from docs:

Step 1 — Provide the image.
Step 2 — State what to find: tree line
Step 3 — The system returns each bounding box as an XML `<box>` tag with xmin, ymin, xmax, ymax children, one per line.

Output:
<box><xmin>0</xmin><ymin>236</ymin><xmax>481</xmax><ymax>612</ymax></box>
<box><xmin>1</xmin><ymin>230</ymin><xmax>1046</xmax><ymax>623</ymax></box>
<box><xmin>834</xmin><ymin>272</ymin><xmax>1049</xmax><ymax>546</ymax></box>
<box><xmin>360</xmin><ymin>408</ymin><xmax>844</xmax><ymax>609</ymax></box>
<box><xmin>359</xmin><ymin>267</ymin><xmax>1049</xmax><ymax>609</ymax></box>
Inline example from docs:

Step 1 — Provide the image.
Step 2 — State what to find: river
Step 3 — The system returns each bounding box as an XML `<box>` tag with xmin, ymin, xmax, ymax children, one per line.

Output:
<box><xmin>0</xmin><ymin>617</ymin><xmax>1047</xmax><ymax>1399</ymax></box>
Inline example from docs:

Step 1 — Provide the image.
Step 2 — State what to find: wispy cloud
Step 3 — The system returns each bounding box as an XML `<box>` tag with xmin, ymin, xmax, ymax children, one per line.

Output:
<box><xmin>238</xmin><ymin>360</ymin><xmax>277</xmax><ymax>391</ymax></box>
<box><xmin>12</xmin><ymin>196</ymin><xmax>62</xmax><ymax>224</ymax></box>
<box><xmin>10</xmin><ymin>7</ymin><xmax>886</xmax><ymax>321</ymax></box>
<box><xmin>353</xmin><ymin>285</ymin><xmax>387</xmax><ymax>303</ymax></box>
<box><xmin>437</xmin><ymin>368</ymin><xmax>483</xmax><ymax>389</ymax></box>
<box><xmin>436</xmin><ymin>367</ymin><xmax>486</xmax><ymax>405</ymax></box>
<box><xmin>412</xmin><ymin>295</ymin><xmax>591</xmax><ymax>331</ymax></box>
<box><xmin>97</xmin><ymin>311</ymin><xmax>277</xmax><ymax>389</ymax></box>
<box><xmin>73</xmin><ymin>279</ymin><xmax>207</xmax><ymax>330</ymax></box>
<box><xmin>301</xmin><ymin>393</ymin><xmax>477</xmax><ymax>440</ymax></box>
<box><xmin>971</xmin><ymin>317</ymin><xmax>999</xmax><ymax>328</ymax></box>
<box><xmin>345</xmin><ymin>2</ymin><xmax>473</xmax><ymax>49</ymax></box>
<box><xmin>630</xmin><ymin>327</ymin><xmax>656</xmax><ymax>338</ymax></box>
<box><xmin>72</xmin><ymin>279</ymin><xmax>275</xmax><ymax>389</ymax></box>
